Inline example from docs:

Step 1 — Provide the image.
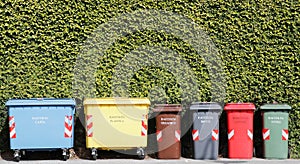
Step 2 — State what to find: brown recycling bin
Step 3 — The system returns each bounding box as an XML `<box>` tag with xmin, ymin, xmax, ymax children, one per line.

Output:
<box><xmin>154</xmin><ymin>104</ymin><xmax>182</xmax><ymax>159</ymax></box>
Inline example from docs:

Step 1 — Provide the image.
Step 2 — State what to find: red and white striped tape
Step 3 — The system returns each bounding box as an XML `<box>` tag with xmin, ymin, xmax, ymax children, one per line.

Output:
<box><xmin>9</xmin><ymin>116</ymin><xmax>16</xmax><ymax>139</ymax></box>
<box><xmin>156</xmin><ymin>130</ymin><xmax>162</xmax><ymax>142</ymax></box>
<box><xmin>282</xmin><ymin>129</ymin><xmax>288</xmax><ymax>141</ymax></box>
<box><xmin>175</xmin><ymin>130</ymin><xmax>181</xmax><ymax>142</ymax></box>
<box><xmin>228</xmin><ymin>129</ymin><xmax>234</xmax><ymax>140</ymax></box>
<box><xmin>263</xmin><ymin>128</ymin><xmax>270</xmax><ymax>140</ymax></box>
<box><xmin>141</xmin><ymin>119</ymin><xmax>147</xmax><ymax>136</ymax></box>
<box><xmin>64</xmin><ymin>115</ymin><xmax>73</xmax><ymax>138</ymax></box>
<box><xmin>86</xmin><ymin>115</ymin><xmax>93</xmax><ymax>137</ymax></box>
<box><xmin>192</xmin><ymin>129</ymin><xmax>199</xmax><ymax>141</ymax></box>
<box><xmin>212</xmin><ymin>129</ymin><xmax>219</xmax><ymax>141</ymax></box>
<box><xmin>247</xmin><ymin>129</ymin><xmax>253</xmax><ymax>140</ymax></box>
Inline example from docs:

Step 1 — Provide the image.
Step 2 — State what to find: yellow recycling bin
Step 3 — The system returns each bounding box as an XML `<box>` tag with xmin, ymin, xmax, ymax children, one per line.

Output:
<box><xmin>84</xmin><ymin>98</ymin><xmax>150</xmax><ymax>160</ymax></box>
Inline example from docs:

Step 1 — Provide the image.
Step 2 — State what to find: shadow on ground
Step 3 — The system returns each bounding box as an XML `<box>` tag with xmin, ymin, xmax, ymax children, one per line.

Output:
<box><xmin>1</xmin><ymin>149</ymin><xmax>69</xmax><ymax>161</ymax></box>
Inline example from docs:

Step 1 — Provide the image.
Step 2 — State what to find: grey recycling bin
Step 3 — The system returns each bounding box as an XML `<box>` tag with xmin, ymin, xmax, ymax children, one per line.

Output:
<box><xmin>190</xmin><ymin>102</ymin><xmax>222</xmax><ymax>160</ymax></box>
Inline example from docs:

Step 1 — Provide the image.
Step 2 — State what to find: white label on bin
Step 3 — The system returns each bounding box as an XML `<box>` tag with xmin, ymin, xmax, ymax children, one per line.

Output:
<box><xmin>160</xmin><ymin>117</ymin><xmax>177</xmax><ymax>125</ymax></box>
<box><xmin>109</xmin><ymin>115</ymin><xmax>125</xmax><ymax>123</ymax></box>
<box><xmin>198</xmin><ymin>115</ymin><xmax>213</xmax><ymax>124</ymax></box>
<box><xmin>282</xmin><ymin>129</ymin><xmax>288</xmax><ymax>140</ymax></box>
<box><xmin>228</xmin><ymin>129</ymin><xmax>234</xmax><ymax>140</ymax></box>
<box><xmin>232</xmin><ymin>116</ymin><xmax>249</xmax><ymax>123</ymax></box>
<box><xmin>268</xmin><ymin>116</ymin><xmax>284</xmax><ymax>124</ymax></box>
<box><xmin>247</xmin><ymin>129</ymin><xmax>253</xmax><ymax>140</ymax></box>
<box><xmin>32</xmin><ymin>116</ymin><xmax>48</xmax><ymax>124</ymax></box>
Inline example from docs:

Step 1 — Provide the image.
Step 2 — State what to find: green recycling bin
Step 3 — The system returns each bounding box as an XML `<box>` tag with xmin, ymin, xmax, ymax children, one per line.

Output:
<box><xmin>260</xmin><ymin>104</ymin><xmax>291</xmax><ymax>159</ymax></box>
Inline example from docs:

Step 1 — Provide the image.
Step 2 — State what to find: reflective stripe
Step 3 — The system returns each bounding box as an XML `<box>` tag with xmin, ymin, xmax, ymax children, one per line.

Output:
<box><xmin>248</xmin><ymin>129</ymin><xmax>253</xmax><ymax>140</ymax></box>
<box><xmin>86</xmin><ymin>115</ymin><xmax>93</xmax><ymax>137</ymax></box>
<box><xmin>175</xmin><ymin>130</ymin><xmax>181</xmax><ymax>142</ymax></box>
<box><xmin>156</xmin><ymin>130</ymin><xmax>162</xmax><ymax>142</ymax></box>
<box><xmin>282</xmin><ymin>129</ymin><xmax>288</xmax><ymax>140</ymax></box>
<box><xmin>141</xmin><ymin>120</ymin><xmax>147</xmax><ymax>136</ymax></box>
<box><xmin>263</xmin><ymin>128</ymin><xmax>270</xmax><ymax>140</ymax></box>
<box><xmin>228</xmin><ymin>129</ymin><xmax>234</xmax><ymax>140</ymax></box>
<box><xmin>64</xmin><ymin>115</ymin><xmax>73</xmax><ymax>138</ymax></box>
<box><xmin>9</xmin><ymin>116</ymin><xmax>16</xmax><ymax>139</ymax></box>
<box><xmin>192</xmin><ymin>130</ymin><xmax>199</xmax><ymax>141</ymax></box>
<box><xmin>212</xmin><ymin>129</ymin><xmax>219</xmax><ymax>141</ymax></box>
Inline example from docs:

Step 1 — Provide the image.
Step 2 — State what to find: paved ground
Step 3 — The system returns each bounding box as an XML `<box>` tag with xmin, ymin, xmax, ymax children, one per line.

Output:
<box><xmin>0</xmin><ymin>158</ymin><xmax>300</xmax><ymax>164</ymax></box>
<box><xmin>1</xmin><ymin>149</ymin><xmax>299</xmax><ymax>164</ymax></box>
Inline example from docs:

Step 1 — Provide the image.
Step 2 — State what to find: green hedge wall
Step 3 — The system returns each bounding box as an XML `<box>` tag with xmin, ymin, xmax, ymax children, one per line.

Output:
<box><xmin>0</xmin><ymin>0</ymin><xmax>299</xmax><ymax>158</ymax></box>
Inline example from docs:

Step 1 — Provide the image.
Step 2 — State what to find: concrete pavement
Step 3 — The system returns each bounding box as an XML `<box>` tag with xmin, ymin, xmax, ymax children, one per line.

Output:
<box><xmin>1</xmin><ymin>150</ymin><xmax>299</xmax><ymax>164</ymax></box>
<box><xmin>0</xmin><ymin>158</ymin><xmax>300</xmax><ymax>164</ymax></box>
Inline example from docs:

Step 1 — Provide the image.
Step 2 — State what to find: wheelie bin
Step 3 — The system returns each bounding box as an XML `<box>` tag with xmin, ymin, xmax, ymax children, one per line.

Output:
<box><xmin>190</xmin><ymin>102</ymin><xmax>222</xmax><ymax>160</ymax></box>
<box><xmin>260</xmin><ymin>103</ymin><xmax>291</xmax><ymax>159</ymax></box>
<box><xmin>84</xmin><ymin>98</ymin><xmax>150</xmax><ymax>160</ymax></box>
<box><xmin>6</xmin><ymin>98</ymin><xmax>76</xmax><ymax>161</ymax></box>
<box><xmin>153</xmin><ymin>104</ymin><xmax>182</xmax><ymax>159</ymax></box>
<box><xmin>224</xmin><ymin>103</ymin><xmax>255</xmax><ymax>159</ymax></box>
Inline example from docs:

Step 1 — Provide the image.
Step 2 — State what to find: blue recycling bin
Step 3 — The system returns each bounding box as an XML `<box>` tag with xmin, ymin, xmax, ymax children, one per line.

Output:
<box><xmin>5</xmin><ymin>98</ymin><xmax>76</xmax><ymax>161</ymax></box>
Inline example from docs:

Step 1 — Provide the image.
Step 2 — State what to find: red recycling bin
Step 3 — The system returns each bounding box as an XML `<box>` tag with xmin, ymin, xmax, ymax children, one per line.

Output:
<box><xmin>224</xmin><ymin>103</ymin><xmax>255</xmax><ymax>159</ymax></box>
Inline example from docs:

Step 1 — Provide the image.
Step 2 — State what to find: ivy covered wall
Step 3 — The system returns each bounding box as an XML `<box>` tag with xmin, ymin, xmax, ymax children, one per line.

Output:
<box><xmin>0</xmin><ymin>0</ymin><xmax>299</xmax><ymax>158</ymax></box>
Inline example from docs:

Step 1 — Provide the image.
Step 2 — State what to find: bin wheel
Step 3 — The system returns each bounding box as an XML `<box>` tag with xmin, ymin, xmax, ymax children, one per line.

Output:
<box><xmin>14</xmin><ymin>150</ymin><xmax>21</xmax><ymax>162</ymax></box>
<box><xmin>15</xmin><ymin>156</ymin><xmax>20</xmax><ymax>162</ymax></box>
<box><xmin>253</xmin><ymin>147</ymin><xmax>256</xmax><ymax>157</ymax></box>
<box><xmin>91</xmin><ymin>148</ymin><xmax>98</xmax><ymax>160</ymax></box>
<box><xmin>288</xmin><ymin>147</ymin><xmax>291</xmax><ymax>159</ymax></box>
<box><xmin>92</xmin><ymin>154</ymin><xmax>97</xmax><ymax>160</ymax></box>
<box><xmin>136</xmin><ymin>148</ymin><xmax>145</xmax><ymax>159</ymax></box>
<box><xmin>63</xmin><ymin>154</ymin><xmax>69</xmax><ymax>161</ymax></box>
<box><xmin>62</xmin><ymin>148</ymin><xmax>69</xmax><ymax>161</ymax></box>
<box><xmin>20</xmin><ymin>150</ymin><xmax>28</xmax><ymax>160</ymax></box>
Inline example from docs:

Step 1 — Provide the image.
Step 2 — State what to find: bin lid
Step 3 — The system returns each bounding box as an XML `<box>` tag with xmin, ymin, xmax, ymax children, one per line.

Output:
<box><xmin>260</xmin><ymin>104</ymin><xmax>291</xmax><ymax>111</ymax></box>
<box><xmin>224</xmin><ymin>103</ymin><xmax>255</xmax><ymax>111</ymax></box>
<box><xmin>5</xmin><ymin>98</ymin><xmax>76</xmax><ymax>106</ymax></box>
<box><xmin>189</xmin><ymin>102</ymin><xmax>222</xmax><ymax>111</ymax></box>
<box><xmin>83</xmin><ymin>98</ymin><xmax>150</xmax><ymax>105</ymax></box>
<box><xmin>153</xmin><ymin>104</ymin><xmax>182</xmax><ymax>112</ymax></box>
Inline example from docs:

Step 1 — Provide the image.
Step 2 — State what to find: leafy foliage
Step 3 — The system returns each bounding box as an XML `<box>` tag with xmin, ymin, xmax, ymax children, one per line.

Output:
<box><xmin>0</xmin><ymin>0</ymin><xmax>299</xmax><ymax>158</ymax></box>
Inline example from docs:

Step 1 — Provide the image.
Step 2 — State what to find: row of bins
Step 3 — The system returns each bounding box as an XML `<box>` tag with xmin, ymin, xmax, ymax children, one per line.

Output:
<box><xmin>5</xmin><ymin>98</ymin><xmax>291</xmax><ymax>161</ymax></box>
<box><xmin>225</xmin><ymin>103</ymin><xmax>290</xmax><ymax>159</ymax></box>
<box><xmin>190</xmin><ymin>102</ymin><xmax>290</xmax><ymax>160</ymax></box>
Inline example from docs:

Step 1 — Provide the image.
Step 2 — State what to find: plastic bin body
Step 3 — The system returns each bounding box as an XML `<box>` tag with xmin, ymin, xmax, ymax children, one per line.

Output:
<box><xmin>84</xmin><ymin>98</ymin><xmax>150</xmax><ymax>150</ymax></box>
<box><xmin>154</xmin><ymin>104</ymin><xmax>182</xmax><ymax>159</ymax></box>
<box><xmin>224</xmin><ymin>103</ymin><xmax>255</xmax><ymax>159</ymax></box>
<box><xmin>6</xmin><ymin>98</ymin><xmax>76</xmax><ymax>150</ymax></box>
<box><xmin>260</xmin><ymin>104</ymin><xmax>291</xmax><ymax>159</ymax></box>
<box><xmin>190</xmin><ymin>102</ymin><xmax>222</xmax><ymax>160</ymax></box>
